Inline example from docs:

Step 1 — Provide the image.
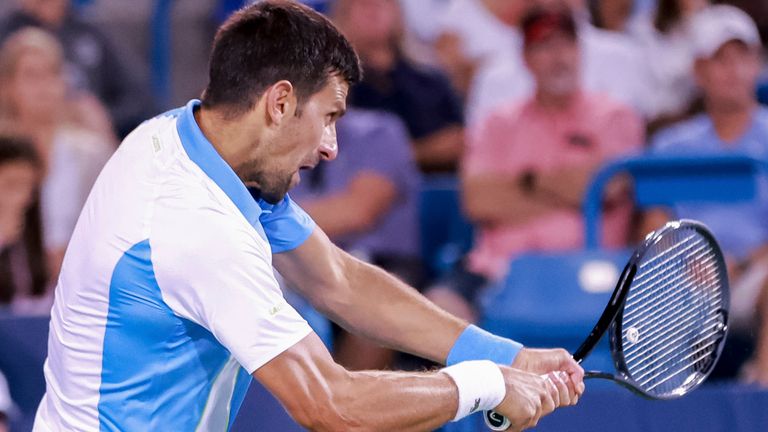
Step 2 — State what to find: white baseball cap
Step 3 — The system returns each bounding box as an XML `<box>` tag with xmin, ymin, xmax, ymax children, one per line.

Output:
<box><xmin>690</xmin><ymin>5</ymin><xmax>761</xmax><ymax>59</ymax></box>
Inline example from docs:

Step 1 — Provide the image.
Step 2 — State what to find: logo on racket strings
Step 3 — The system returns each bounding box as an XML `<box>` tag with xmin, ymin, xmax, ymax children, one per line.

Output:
<box><xmin>626</xmin><ymin>327</ymin><xmax>640</xmax><ymax>344</ymax></box>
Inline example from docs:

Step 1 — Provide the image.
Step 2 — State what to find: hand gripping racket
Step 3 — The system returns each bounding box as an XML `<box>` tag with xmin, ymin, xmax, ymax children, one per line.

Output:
<box><xmin>485</xmin><ymin>220</ymin><xmax>730</xmax><ymax>431</ymax></box>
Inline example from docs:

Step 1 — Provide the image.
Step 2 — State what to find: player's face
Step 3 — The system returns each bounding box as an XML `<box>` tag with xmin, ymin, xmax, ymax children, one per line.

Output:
<box><xmin>236</xmin><ymin>75</ymin><xmax>348</xmax><ymax>204</ymax></box>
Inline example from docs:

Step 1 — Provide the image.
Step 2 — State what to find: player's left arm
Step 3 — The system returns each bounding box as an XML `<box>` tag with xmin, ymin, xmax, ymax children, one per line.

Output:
<box><xmin>273</xmin><ymin>227</ymin><xmax>584</xmax><ymax>388</ymax></box>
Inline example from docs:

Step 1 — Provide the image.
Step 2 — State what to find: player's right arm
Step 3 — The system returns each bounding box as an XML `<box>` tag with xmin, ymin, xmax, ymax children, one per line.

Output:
<box><xmin>253</xmin><ymin>331</ymin><xmax>573</xmax><ymax>432</ymax></box>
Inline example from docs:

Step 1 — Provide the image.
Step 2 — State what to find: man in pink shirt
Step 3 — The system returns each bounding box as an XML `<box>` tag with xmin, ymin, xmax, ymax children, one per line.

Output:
<box><xmin>428</xmin><ymin>6</ymin><xmax>643</xmax><ymax>320</ymax></box>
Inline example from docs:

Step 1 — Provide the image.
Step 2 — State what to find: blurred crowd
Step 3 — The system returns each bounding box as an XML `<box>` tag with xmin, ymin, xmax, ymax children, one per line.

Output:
<box><xmin>2</xmin><ymin>0</ymin><xmax>768</xmax><ymax>426</ymax></box>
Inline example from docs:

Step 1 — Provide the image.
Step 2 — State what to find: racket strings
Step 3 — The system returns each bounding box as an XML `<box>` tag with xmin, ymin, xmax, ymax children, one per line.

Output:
<box><xmin>622</xmin><ymin>265</ymin><xmax>720</xmax><ymax>359</ymax></box>
<box><xmin>618</xmin><ymin>228</ymin><xmax>727</xmax><ymax>397</ymax></box>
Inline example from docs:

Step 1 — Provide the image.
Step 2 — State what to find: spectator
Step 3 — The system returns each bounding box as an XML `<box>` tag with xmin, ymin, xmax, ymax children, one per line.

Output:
<box><xmin>290</xmin><ymin>109</ymin><xmax>421</xmax><ymax>370</ymax></box>
<box><xmin>0</xmin><ymin>0</ymin><xmax>155</xmax><ymax>137</ymax></box>
<box><xmin>434</xmin><ymin>0</ymin><xmax>528</xmax><ymax>96</ymax></box>
<box><xmin>589</xmin><ymin>0</ymin><xmax>634</xmax><ymax>32</ymax></box>
<box><xmin>0</xmin><ymin>371</ymin><xmax>10</xmax><ymax>432</ymax></box>
<box><xmin>428</xmin><ymin>7</ymin><xmax>643</xmax><ymax>320</ymax></box>
<box><xmin>332</xmin><ymin>0</ymin><xmax>465</xmax><ymax>173</ymax></box>
<box><xmin>467</xmin><ymin>0</ymin><xmax>650</xmax><ymax>127</ymax></box>
<box><xmin>626</xmin><ymin>0</ymin><xmax>709</xmax><ymax>126</ymax></box>
<box><xmin>0</xmin><ymin>135</ymin><xmax>48</xmax><ymax>315</ymax></box>
<box><xmin>645</xmin><ymin>5</ymin><xmax>768</xmax><ymax>386</ymax></box>
<box><xmin>0</xmin><ymin>28</ymin><xmax>111</xmax><ymax>283</ymax></box>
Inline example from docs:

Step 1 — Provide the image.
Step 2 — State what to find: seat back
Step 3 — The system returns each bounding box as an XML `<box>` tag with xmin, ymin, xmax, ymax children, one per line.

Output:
<box><xmin>419</xmin><ymin>175</ymin><xmax>474</xmax><ymax>279</ymax></box>
<box><xmin>584</xmin><ymin>154</ymin><xmax>768</xmax><ymax>248</ymax></box>
<box><xmin>0</xmin><ymin>315</ymin><xmax>49</xmax><ymax>430</ymax></box>
<box><xmin>480</xmin><ymin>250</ymin><xmax>631</xmax><ymax>371</ymax></box>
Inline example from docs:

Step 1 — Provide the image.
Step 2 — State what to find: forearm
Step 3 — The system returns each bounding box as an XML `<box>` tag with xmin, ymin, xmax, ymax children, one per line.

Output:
<box><xmin>336</xmin><ymin>370</ymin><xmax>457</xmax><ymax>431</ymax></box>
<box><xmin>462</xmin><ymin>174</ymin><xmax>560</xmax><ymax>225</ymax></box>
<box><xmin>327</xmin><ymin>256</ymin><xmax>467</xmax><ymax>364</ymax></box>
<box><xmin>303</xmin><ymin>196</ymin><xmax>372</xmax><ymax>238</ymax></box>
<box><xmin>533</xmin><ymin>164</ymin><xmax>597</xmax><ymax>208</ymax></box>
<box><xmin>413</xmin><ymin>126</ymin><xmax>463</xmax><ymax>171</ymax></box>
<box><xmin>300</xmin><ymin>173</ymin><xmax>396</xmax><ymax>239</ymax></box>
<box><xmin>255</xmin><ymin>333</ymin><xmax>460</xmax><ymax>431</ymax></box>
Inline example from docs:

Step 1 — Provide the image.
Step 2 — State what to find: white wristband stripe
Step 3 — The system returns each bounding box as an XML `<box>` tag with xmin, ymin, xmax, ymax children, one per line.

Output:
<box><xmin>441</xmin><ymin>360</ymin><xmax>506</xmax><ymax>422</ymax></box>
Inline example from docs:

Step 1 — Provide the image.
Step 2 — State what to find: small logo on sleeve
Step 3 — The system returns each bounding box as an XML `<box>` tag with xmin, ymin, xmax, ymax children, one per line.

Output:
<box><xmin>269</xmin><ymin>302</ymin><xmax>285</xmax><ymax>316</ymax></box>
<box><xmin>469</xmin><ymin>398</ymin><xmax>481</xmax><ymax>414</ymax></box>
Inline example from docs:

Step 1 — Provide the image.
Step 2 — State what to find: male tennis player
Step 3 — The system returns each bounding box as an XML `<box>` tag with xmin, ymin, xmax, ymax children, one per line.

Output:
<box><xmin>33</xmin><ymin>2</ymin><xmax>584</xmax><ymax>431</ymax></box>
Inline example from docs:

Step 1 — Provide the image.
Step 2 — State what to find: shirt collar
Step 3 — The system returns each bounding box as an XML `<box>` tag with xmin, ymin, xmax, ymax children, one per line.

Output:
<box><xmin>176</xmin><ymin>99</ymin><xmax>264</xmax><ymax>232</ymax></box>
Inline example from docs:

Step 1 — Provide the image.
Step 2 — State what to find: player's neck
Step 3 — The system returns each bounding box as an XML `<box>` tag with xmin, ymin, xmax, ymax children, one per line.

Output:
<box><xmin>194</xmin><ymin>107</ymin><xmax>254</xmax><ymax>170</ymax></box>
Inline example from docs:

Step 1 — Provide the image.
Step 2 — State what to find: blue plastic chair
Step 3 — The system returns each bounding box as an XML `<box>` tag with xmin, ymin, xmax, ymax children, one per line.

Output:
<box><xmin>419</xmin><ymin>175</ymin><xmax>474</xmax><ymax>279</ymax></box>
<box><xmin>481</xmin><ymin>154</ymin><xmax>768</xmax><ymax>376</ymax></box>
<box><xmin>583</xmin><ymin>154</ymin><xmax>768</xmax><ymax>248</ymax></box>
<box><xmin>0</xmin><ymin>315</ymin><xmax>49</xmax><ymax>431</ymax></box>
<box><xmin>480</xmin><ymin>250</ymin><xmax>630</xmax><ymax>373</ymax></box>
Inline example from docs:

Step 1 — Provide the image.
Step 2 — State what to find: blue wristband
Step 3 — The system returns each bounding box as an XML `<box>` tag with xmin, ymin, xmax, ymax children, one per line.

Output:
<box><xmin>446</xmin><ymin>325</ymin><xmax>523</xmax><ymax>366</ymax></box>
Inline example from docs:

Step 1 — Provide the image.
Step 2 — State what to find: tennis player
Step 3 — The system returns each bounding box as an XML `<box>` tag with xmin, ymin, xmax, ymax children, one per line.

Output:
<box><xmin>33</xmin><ymin>2</ymin><xmax>584</xmax><ymax>431</ymax></box>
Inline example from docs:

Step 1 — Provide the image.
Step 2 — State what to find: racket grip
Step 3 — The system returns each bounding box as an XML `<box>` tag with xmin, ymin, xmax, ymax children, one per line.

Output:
<box><xmin>483</xmin><ymin>410</ymin><xmax>510</xmax><ymax>431</ymax></box>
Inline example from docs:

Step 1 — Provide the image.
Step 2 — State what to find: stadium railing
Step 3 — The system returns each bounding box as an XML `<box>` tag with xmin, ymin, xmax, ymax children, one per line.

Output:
<box><xmin>583</xmin><ymin>153</ymin><xmax>768</xmax><ymax>248</ymax></box>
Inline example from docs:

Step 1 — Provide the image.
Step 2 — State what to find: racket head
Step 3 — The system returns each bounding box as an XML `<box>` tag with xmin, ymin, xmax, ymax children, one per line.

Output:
<box><xmin>609</xmin><ymin>219</ymin><xmax>730</xmax><ymax>399</ymax></box>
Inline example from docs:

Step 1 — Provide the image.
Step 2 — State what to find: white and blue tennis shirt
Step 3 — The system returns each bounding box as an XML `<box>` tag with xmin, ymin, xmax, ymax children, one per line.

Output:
<box><xmin>34</xmin><ymin>100</ymin><xmax>316</xmax><ymax>431</ymax></box>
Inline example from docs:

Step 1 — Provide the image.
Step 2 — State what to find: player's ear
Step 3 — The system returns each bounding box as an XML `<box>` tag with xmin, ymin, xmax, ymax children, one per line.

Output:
<box><xmin>264</xmin><ymin>80</ymin><xmax>296</xmax><ymax>126</ymax></box>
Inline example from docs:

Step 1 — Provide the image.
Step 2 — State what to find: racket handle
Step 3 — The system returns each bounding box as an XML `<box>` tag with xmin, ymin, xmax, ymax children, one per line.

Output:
<box><xmin>483</xmin><ymin>410</ymin><xmax>511</xmax><ymax>431</ymax></box>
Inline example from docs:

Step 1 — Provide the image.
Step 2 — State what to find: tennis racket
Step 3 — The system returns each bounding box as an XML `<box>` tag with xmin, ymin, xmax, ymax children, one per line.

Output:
<box><xmin>484</xmin><ymin>219</ymin><xmax>730</xmax><ymax>431</ymax></box>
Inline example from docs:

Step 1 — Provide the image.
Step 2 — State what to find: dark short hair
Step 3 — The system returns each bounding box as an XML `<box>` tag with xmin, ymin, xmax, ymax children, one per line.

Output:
<box><xmin>0</xmin><ymin>134</ymin><xmax>40</xmax><ymax>167</ymax></box>
<box><xmin>522</xmin><ymin>7</ymin><xmax>578</xmax><ymax>48</ymax></box>
<box><xmin>201</xmin><ymin>0</ymin><xmax>362</xmax><ymax>117</ymax></box>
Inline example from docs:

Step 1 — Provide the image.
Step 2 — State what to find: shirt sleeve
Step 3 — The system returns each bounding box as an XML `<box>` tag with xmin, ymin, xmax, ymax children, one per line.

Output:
<box><xmin>257</xmin><ymin>193</ymin><xmax>317</xmax><ymax>253</ymax></box>
<box><xmin>151</xmin><ymin>205</ymin><xmax>313</xmax><ymax>373</ymax></box>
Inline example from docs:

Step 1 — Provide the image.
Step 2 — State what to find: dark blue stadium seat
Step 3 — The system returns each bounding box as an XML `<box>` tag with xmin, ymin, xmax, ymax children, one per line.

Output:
<box><xmin>480</xmin><ymin>250</ymin><xmax>630</xmax><ymax>373</ymax></box>
<box><xmin>0</xmin><ymin>315</ymin><xmax>48</xmax><ymax>431</ymax></box>
<box><xmin>419</xmin><ymin>175</ymin><xmax>474</xmax><ymax>279</ymax></box>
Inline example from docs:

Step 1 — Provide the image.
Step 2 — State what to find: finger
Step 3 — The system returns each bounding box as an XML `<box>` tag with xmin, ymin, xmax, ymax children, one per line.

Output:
<box><xmin>551</xmin><ymin>371</ymin><xmax>571</xmax><ymax>406</ymax></box>
<box><xmin>540</xmin><ymin>374</ymin><xmax>558</xmax><ymax>415</ymax></box>
<box><xmin>563</xmin><ymin>359</ymin><xmax>586</xmax><ymax>395</ymax></box>
<box><xmin>560</xmin><ymin>371</ymin><xmax>579</xmax><ymax>405</ymax></box>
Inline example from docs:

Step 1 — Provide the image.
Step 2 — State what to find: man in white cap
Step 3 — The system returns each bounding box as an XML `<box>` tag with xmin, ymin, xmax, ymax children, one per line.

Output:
<box><xmin>645</xmin><ymin>4</ymin><xmax>768</xmax><ymax>387</ymax></box>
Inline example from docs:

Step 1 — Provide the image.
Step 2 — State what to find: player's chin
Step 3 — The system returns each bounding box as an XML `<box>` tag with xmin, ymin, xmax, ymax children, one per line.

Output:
<box><xmin>290</xmin><ymin>171</ymin><xmax>301</xmax><ymax>188</ymax></box>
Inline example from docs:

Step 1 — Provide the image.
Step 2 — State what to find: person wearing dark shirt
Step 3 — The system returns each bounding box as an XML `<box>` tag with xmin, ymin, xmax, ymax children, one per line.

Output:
<box><xmin>0</xmin><ymin>135</ymin><xmax>47</xmax><ymax>312</ymax></box>
<box><xmin>331</xmin><ymin>0</ymin><xmax>465</xmax><ymax>173</ymax></box>
<box><xmin>0</xmin><ymin>0</ymin><xmax>155</xmax><ymax>137</ymax></box>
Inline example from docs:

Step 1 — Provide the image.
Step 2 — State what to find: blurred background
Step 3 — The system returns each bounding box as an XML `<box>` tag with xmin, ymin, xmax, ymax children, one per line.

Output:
<box><xmin>2</xmin><ymin>0</ymin><xmax>768</xmax><ymax>431</ymax></box>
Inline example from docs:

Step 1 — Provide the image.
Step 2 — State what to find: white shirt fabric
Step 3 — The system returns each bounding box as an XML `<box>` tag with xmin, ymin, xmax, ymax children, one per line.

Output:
<box><xmin>33</xmin><ymin>100</ymin><xmax>314</xmax><ymax>431</ymax></box>
<box><xmin>626</xmin><ymin>14</ymin><xmax>698</xmax><ymax>119</ymax></box>
<box><xmin>466</xmin><ymin>23</ymin><xmax>650</xmax><ymax>127</ymax></box>
<box><xmin>436</xmin><ymin>0</ymin><xmax>521</xmax><ymax>67</ymax></box>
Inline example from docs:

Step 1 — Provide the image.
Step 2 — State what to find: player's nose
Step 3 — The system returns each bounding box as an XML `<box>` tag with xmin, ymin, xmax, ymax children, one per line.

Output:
<box><xmin>319</xmin><ymin>127</ymin><xmax>338</xmax><ymax>161</ymax></box>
